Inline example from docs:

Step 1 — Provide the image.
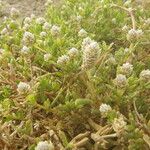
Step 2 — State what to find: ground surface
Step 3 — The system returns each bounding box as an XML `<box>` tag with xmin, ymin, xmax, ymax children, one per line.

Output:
<box><xmin>1</xmin><ymin>0</ymin><xmax>47</xmax><ymax>18</ymax></box>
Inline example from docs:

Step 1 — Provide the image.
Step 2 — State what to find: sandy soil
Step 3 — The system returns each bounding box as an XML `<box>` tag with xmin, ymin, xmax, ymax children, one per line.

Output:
<box><xmin>0</xmin><ymin>0</ymin><xmax>47</xmax><ymax>18</ymax></box>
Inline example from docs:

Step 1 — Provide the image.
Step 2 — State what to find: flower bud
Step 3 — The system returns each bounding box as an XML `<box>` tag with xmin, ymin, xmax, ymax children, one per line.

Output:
<box><xmin>51</xmin><ymin>25</ymin><xmax>61</xmax><ymax>37</ymax></box>
<box><xmin>127</xmin><ymin>29</ymin><xmax>143</xmax><ymax>41</ymax></box>
<box><xmin>22</xmin><ymin>31</ymin><xmax>35</xmax><ymax>45</ymax></box>
<box><xmin>140</xmin><ymin>69</ymin><xmax>150</xmax><ymax>82</ymax></box>
<box><xmin>40</xmin><ymin>31</ymin><xmax>47</xmax><ymax>38</ymax></box>
<box><xmin>122</xmin><ymin>25</ymin><xmax>128</xmax><ymax>32</ymax></box>
<box><xmin>44</xmin><ymin>53</ymin><xmax>52</xmax><ymax>61</ymax></box>
<box><xmin>120</xmin><ymin>62</ymin><xmax>133</xmax><ymax>75</ymax></box>
<box><xmin>112</xmin><ymin>18</ymin><xmax>117</xmax><ymax>24</ymax></box>
<box><xmin>23</xmin><ymin>23</ymin><xmax>30</xmax><ymax>31</ymax></box>
<box><xmin>114</xmin><ymin>74</ymin><xmax>127</xmax><ymax>88</ymax></box>
<box><xmin>43</xmin><ymin>22</ymin><xmax>51</xmax><ymax>31</ymax></box>
<box><xmin>24</xmin><ymin>17</ymin><xmax>32</xmax><ymax>24</ymax></box>
<box><xmin>99</xmin><ymin>103</ymin><xmax>112</xmax><ymax>116</ymax></box>
<box><xmin>57</xmin><ymin>55</ymin><xmax>69</xmax><ymax>65</ymax></box>
<box><xmin>21</xmin><ymin>46</ymin><xmax>30</xmax><ymax>54</ymax></box>
<box><xmin>35</xmin><ymin>141</ymin><xmax>54</xmax><ymax>150</ymax></box>
<box><xmin>10</xmin><ymin>8</ymin><xmax>19</xmax><ymax>18</ymax></box>
<box><xmin>17</xmin><ymin>82</ymin><xmax>30</xmax><ymax>94</ymax></box>
<box><xmin>36</xmin><ymin>17</ymin><xmax>46</xmax><ymax>25</ymax></box>
<box><xmin>30</xmin><ymin>14</ymin><xmax>36</xmax><ymax>20</ymax></box>
<box><xmin>78</xmin><ymin>29</ymin><xmax>87</xmax><ymax>38</ymax></box>
<box><xmin>112</xmin><ymin>116</ymin><xmax>126</xmax><ymax>135</ymax></box>
<box><xmin>76</xmin><ymin>15</ymin><xmax>82</xmax><ymax>22</ymax></box>
<box><xmin>68</xmin><ymin>47</ymin><xmax>78</xmax><ymax>58</ymax></box>
<box><xmin>1</xmin><ymin>28</ymin><xmax>8</xmax><ymax>35</ymax></box>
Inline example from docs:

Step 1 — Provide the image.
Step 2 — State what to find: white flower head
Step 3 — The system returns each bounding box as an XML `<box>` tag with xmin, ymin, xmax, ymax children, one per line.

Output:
<box><xmin>124</xmin><ymin>48</ymin><xmax>130</xmax><ymax>53</ymax></box>
<box><xmin>127</xmin><ymin>29</ymin><xmax>143</xmax><ymax>41</ymax></box>
<box><xmin>24</xmin><ymin>17</ymin><xmax>32</xmax><ymax>24</ymax></box>
<box><xmin>22</xmin><ymin>31</ymin><xmax>35</xmax><ymax>45</ymax></box>
<box><xmin>121</xmin><ymin>62</ymin><xmax>133</xmax><ymax>75</ymax></box>
<box><xmin>140</xmin><ymin>69</ymin><xmax>150</xmax><ymax>82</ymax></box>
<box><xmin>44</xmin><ymin>53</ymin><xmax>52</xmax><ymax>61</ymax></box>
<box><xmin>82</xmin><ymin>38</ymin><xmax>100</xmax><ymax>70</ymax></box>
<box><xmin>43</xmin><ymin>22</ymin><xmax>51</xmax><ymax>31</ymax></box>
<box><xmin>1</xmin><ymin>28</ymin><xmax>8</xmax><ymax>35</ymax></box>
<box><xmin>68</xmin><ymin>47</ymin><xmax>78</xmax><ymax>58</ymax></box>
<box><xmin>107</xmin><ymin>56</ymin><xmax>116</xmax><ymax>65</ymax></box>
<box><xmin>17</xmin><ymin>82</ymin><xmax>30</xmax><ymax>93</ymax></box>
<box><xmin>99</xmin><ymin>103</ymin><xmax>112</xmax><ymax>116</ymax></box>
<box><xmin>112</xmin><ymin>116</ymin><xmax>127</xmax><ymax>134</ymax></box>
<box><xmin>122</xmin><ymin>25</ymin><xmax>128</xmax><ymax>32</ymax></box>
<box><xmin>35</xmin><ymin>141</ymin><xmax>54</xmax><ymax>150</ymax></box>
<box><xmin>136</xmin><ymin>29</ymin><xmax>143</xmax><ymax>38</ymax></box>
<box><xmin>78</xmin><ymin>29</ymin><xmax>87</xmax><ymax>38</ymax></box>
<box><xmin>76</xmin><ymin>15</ymin><xmax>82</xmax><ymax>22</ymax></box>
<box><xmin>57</xmin><ymin>55</ymin><xmax>69</xmax><ymax>65</ymax></box>
<box><xmin>114</xmin><ymin>74</ymin><xmax>127</xmax><ymax>88</ymax></box>
<box><xmin>51</xmin><ymin>25</ymin><xmax>61</xmax><ymax>36</ymax></box>
<box><xmin>23</xmin><ymin>24</ymin><xmax>30</xmax><ymax>31</ymax></box>
<box><xmin>112</xmin><ymin>18</ymin><xmax>117</xmax><ymax>24</ymax></box>
<box><xmin>40</xmin><ymin>32</ymin><xmax>47</xmax><ymax>38</ymax></box>
<box><xmin>30</xmin><ymin>14</ymin><xmax>36</xmax><ymax>20</ymax></box>
<box><xmin>21</xmin><ymin>46</ymin><xmax>30</xmax><ymax>54</ymax></box>
<box><xmin>10</xmin><ymin>7</ymin><xmax>20</xmax><ymax>18</ymax></box>
<box><xmin>82</xmin><ymin>37</ymin><xmax>92</xmax><ymax>48</ymax></box>
<box><xmin>127</xmin><ymin>29</ymin><xmax>137</xmax><ymax>38</ymax></box>
<box><xmin>36</xmin><ymin>17</ymin><xmax>46</xmax><ymax>25</ymax></box>
<box><xmin>3</xmin><ymin>16</ymin><xmax>8</xmax><ymax>22</ymax></box>
<box><xmin>145</xmin><ymin>18</ymin><xmax>150</xmax><ymax>25</ymax></box>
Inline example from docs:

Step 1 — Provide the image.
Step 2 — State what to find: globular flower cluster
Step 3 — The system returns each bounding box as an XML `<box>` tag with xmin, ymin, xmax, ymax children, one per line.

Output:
<box><xmin>1</xmin><ymin>28</ymin><xmax>9</xmax><ymax>35</ymax></box>
<box><xmin>35</xmin><ymin>141</ymin><xmax>54</xmax><ymax>150</ymax></box>
<box><xmin>40</xmin><ymin>31</ymin><xmax>47</xmax><ymax>38</ymax></box>
<box><xmin>76</xmin><ymin>15</ymin><xmax>82</xmax><ymax>22</ymax></box>
<box><xmin>57</xmin><ymin>55</ymin><xmax>70</xmax><ymax>65</ymax></box>
<box><xmin>139</xmin><ymin>69</ymin><xmax>150</xmax><ymax>82</ymax></box>
<box><xmin>112</xmin><ymin>116</ymin><xmax>127</xmax><ymax>135</ymax></box>
<box><xmin>68</xmin><ymin>47</ymin><xmax>78</xmax><ymax>58</ymax></box>
<box><xmin>24</xmin><ymin>17</ymin><xmax>32</xmax><ymax>24</ymax></box>
<box><xmin>17</xmin><ymin>82</ymin><xmax>30</xmax><ymax>94</ymax></box>
<box><xmin>99</xmin><ymin>103</ymin><xmax>112</xmax><ymax>116</ymax></box>
<box><xmin>81</xmin><ymin>37</ymin><xmax>100</xmax><ymax>70</ymax></box>
<box><xmin>51</xmin><ymin>25</ymin><xmax>61</xmax><ymax>37</ymax></box>
<box><xmin>114</xmin><ymin>74</ymin><xmax>127</xmax><ymax>88</ymax></box>
<box><xmin>23</xmin><ymin>17</ymin><xmax>32</xmax><ymax>31</ymax></box>
<box><xmin>78</xmin><ymin>29</ymin><xmax>87</xmax><ymax>38</ymax></box>
<box><xmin>122</xmin><ymin>25</ymin><xmax>128</xmax><ymax>32</ymax></box>
<box><xmin>22</xmin><ymin>31</ymin><xmax>35</xmax><ymax>45</ymax></box>
<box><xmin>44</xmin><ymin>53</ymin><xmax>52</xmax><ymax>62</ymax></box>
<box><xmin>36</xmin><ymin>17</ymin><xmax>46</xmax><ymax>25</ymax></box>
<box><xmin>21</xmin><ymin>46</ymin><xmax>30</xmax><ymax>54</ymax></box>
<box><xmin>43</xmin><ymin>22</ymin><xmax>51</xmax><ymax>31</ymax></box>
<box><xmin>10</xmin><ymin>7</ymin><xmax>20</xmax><ymax>18</ymax></box>
<box><xmin>127</xmin><ymin>28</ymin><xmax>143</xmax><ymax>41</ymax></box>
<box><xmin>120</xmin><ymin>62</ymin><xmax>133</xmax><ymax>75</ymax></box>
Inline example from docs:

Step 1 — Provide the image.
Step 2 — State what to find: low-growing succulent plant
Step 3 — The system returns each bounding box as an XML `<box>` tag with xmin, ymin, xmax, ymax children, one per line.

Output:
<box><xmin>0</xmin><ymin>0</ymin><xmax>149</xmax><ymax>149</ymax></box>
